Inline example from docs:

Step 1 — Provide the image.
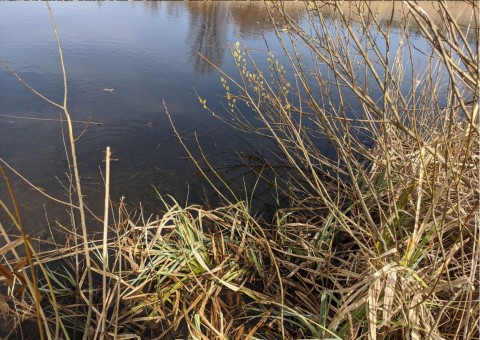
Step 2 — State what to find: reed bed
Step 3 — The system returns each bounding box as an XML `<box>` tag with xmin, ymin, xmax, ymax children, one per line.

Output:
<box><xmin>0</xmin><ymin>199</ymin><xmax>342</xmax><ymax>339</ymax></box>
<box><xmin>0</xmin><ymin>1</ymin><xmax>479</xmax><ymax>339</ymax></box>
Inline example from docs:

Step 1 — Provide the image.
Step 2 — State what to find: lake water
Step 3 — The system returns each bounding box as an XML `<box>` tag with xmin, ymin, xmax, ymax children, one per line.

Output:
<box><xmin>0</xmin><ymin>2</ymin><xmax>475</xmax><ymax>236</ymax></box>
<box><xmin>0</xmin><ymin>2</ymin><xmax>304</xmax><ymax>235</ymax></box>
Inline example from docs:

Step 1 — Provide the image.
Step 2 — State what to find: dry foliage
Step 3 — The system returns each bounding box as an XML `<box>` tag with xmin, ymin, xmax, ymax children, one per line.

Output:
<box><xmin>0</xmin><ymin>1</ymin><xmax>478</xmax><ymax>339</ymax></box>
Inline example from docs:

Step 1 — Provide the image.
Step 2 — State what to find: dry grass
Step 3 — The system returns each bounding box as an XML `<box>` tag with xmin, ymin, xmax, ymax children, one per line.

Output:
<box><xmin>195</xmin><ymin>0</ymin><xmax>479</xmax><ymax>338</ymax></box>
<box><xmin>0</xmin><ymin>198</ymin><xmax>343</xmax><ymax>339</ymax></box>
<box><xmin>0</xmin><ymin>1</ymin><xmax>478</xmax><ymax>339</ymax></box>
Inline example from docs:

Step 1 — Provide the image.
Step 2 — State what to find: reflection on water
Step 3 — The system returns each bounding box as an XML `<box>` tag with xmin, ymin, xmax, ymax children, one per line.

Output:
<box><xmin>140</xmin><ymin>1</ymin><xmax>306</xmax><ymax>74</ymax></box>
<box><xmin>187</xmin><ymin>2</ymin><xmax>228</xmax><ymax>74</ymax></box>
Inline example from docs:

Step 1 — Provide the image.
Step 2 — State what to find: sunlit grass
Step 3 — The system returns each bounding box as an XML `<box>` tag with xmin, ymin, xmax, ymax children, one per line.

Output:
<box><xmin>0</xmin><ymin>1</ymin><xmax>478</xmax><ymax>339</ymax></box>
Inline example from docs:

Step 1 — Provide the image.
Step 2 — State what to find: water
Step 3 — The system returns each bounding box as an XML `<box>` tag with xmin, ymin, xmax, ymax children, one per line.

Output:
<box><xmin>0</xmin><ymin>2</ymin><xmax>475</xmax><ymax>236</ymax></box>
<box><xmin>0</xmin><ymin>2</ymin><xmax>301</xmax><ymax>235</ymax></box>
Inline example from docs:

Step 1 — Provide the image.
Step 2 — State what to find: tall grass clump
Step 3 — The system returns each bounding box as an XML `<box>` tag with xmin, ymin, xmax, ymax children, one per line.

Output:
<box><xmin>195</xmin><ymin>1</ymin><xmax>479</xmax><ymax>338</ymax></box>
<box><xmin>0</xmin><ymin>194</ymin><xmax>344</xmax><ymax>338</ymax></box>
<box><xmin>0</xmin><ymin>1</ymin><xmax>478</xmax><ymax>339</ymax></box>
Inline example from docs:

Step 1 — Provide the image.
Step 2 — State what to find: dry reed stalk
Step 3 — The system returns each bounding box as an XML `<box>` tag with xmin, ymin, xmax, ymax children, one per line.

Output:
<box><xmin>44</xmin><ymin>2</ymin><xmax>93</xmax><ymax>337</ymax></box>
<box><xmin>99</xmin><ymin>146</ymin><xmax>111</xmax><ymax>339</ymax></box>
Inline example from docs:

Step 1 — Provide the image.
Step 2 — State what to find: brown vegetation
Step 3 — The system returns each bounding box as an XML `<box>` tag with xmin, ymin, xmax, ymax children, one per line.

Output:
<box><xmin>0</xmin><ymin>1</ymin><xmax>478</xmax><ymax>339</ymax></box>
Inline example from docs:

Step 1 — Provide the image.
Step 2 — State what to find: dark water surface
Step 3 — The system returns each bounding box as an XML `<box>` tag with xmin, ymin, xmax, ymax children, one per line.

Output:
<box><xmin>0</xmin><ymin>2</ymin><xmax>475</xmax><ymax>236</ymax></box>
<box><xmin>0</xmin><ymin>2</ymin><xmax>306</xmax><ymax>236</ymax></box>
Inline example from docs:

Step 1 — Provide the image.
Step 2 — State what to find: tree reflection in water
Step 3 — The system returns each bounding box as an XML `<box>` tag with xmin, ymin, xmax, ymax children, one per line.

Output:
<box><xmin>139</xmin><ymin>1</ymin><xmax>305</xmax><ymax>74</ymax></box>
<box><xmin>139</xmin><ymin>1</ymin><xmax>475</xmax><ymax>75</ymax></box>
<box><xmin>186</xmin><ymin>2</ymin><xmax>228</xmax><ymax>74</ymax></box>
